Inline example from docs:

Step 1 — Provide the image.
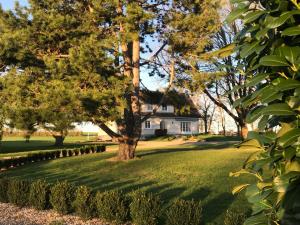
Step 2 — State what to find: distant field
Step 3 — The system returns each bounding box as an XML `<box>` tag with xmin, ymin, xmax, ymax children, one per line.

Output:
<box><xmin>0</xmin><ymin>139</ymin><xmax>254</xmax><ymax>224</ymax></box>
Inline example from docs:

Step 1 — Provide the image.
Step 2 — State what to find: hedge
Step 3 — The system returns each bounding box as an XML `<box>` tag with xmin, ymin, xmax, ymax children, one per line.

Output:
<box><xmin>0</xmin><ymin>144</ymin><xmax>106</xmax><ymax>171</ymax></box>
<box><xmin>0</xmin><ymin>177</ymin><xmax>210</xmax><ymax>225</ymax></box>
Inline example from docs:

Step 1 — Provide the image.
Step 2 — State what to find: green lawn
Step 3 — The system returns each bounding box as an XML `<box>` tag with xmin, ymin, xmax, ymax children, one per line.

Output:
<box><xmin>0</xmin><ymin>136</ymin><xmax>101</xmax><ymax>158</ymax></box>
<box><xmin>0</xmin><ymin>139</ymin><xmax>254</xmax><ymax>224</ymax></box>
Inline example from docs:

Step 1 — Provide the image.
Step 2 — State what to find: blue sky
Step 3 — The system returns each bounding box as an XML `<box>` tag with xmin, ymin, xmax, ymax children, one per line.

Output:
<box><xmin>0</xmin><ymin>0</ymin><xmax>165</xmax><ymax>90</ymax></box>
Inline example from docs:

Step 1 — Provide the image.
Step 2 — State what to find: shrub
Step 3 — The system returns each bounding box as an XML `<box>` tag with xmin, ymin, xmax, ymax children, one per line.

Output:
<box><xmin>84</xmin><ymin>146</ymin><xmax>90</xmax><ymax>154</ymax></box>
<box><xmin>224</xmin><ymin>209</ymin><xmax>247</xmax><ymax>225</ymax></box>
<box><xmin>73</xmin><ymin>185</ymin><xmax>94</xmax><ymax>219</ymax></box>
<box><xmin>90</xmin><ymin>145</ymin><xmax>96</xmax><ymax>153</ymax></box>
<box><xmin>68</xmin><ymin>149</ymin><xmax>73</xmax><ymax>157</ymax></box>
<box><xmin>0</xmin><ymin>178</ymin><xmax>9</xmax><ymax>202</ymax></box>
<box><xmin>55</xmin><ymin>150</ymin><xmax>61</xmax><ymax>158</ymax></box>
<box><xmin>96</xmin><ymin>145</ymin><xmax>102</xmax><ymax>153</ymax></box>
<box><xmin>165</xmin><ymin>199</ymin><xmax>202</xmax><ymax>225</ymax></box>
<box><xmin>29</xmin><ymin>179</ymin><xmax>50</xmax><ymax>210</ymax></box>
<box><xmin>73</xmin><ymin>149</ymin><xmax>79</xmax><ymax>156</ymax></box>
<box><xmin>130</xmin><ymin>191</ymin><xmax>162</xmax><ymax>225</ymax></box>
<box><xmin>95</xmin><ymin>190</ymin><xmax>130</xmax><ymax>224</ymax></box>
<box><xmin>79</xmin><ymin>147</ymin><xmax>85</xmax><ymax>155</ymax></box>
<box><xmin>61</xmin><ymin>149</ymin><xmax>68</xmax><ymax>157</ymax></box>
<box><xmin>7</xmin><ymin>179</ymin><xmax>31</xmax><ymax>207</ymax></box>
<box><xmin>50</xmin><ymin>181</ymin><xmax>75</xmax><ymax>214</ymax></box>
<box><xmin>154</xmin><ymin>129</ymin><xmax>167</xmax><ymax>137</ymax></box>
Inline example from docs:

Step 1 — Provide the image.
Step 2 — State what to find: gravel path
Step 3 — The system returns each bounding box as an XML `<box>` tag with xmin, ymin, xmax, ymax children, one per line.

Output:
<box><xmin>0</xmin><ymin>203</ymin><xmax>112</xmax><ymax>225</ymax></box>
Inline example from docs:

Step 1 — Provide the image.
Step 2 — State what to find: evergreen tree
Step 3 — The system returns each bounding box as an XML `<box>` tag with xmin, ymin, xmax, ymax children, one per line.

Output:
<box><xmin>0</xmin><ymin>0</ymin><xmax>220</xmax><ymax>160</ymax></box>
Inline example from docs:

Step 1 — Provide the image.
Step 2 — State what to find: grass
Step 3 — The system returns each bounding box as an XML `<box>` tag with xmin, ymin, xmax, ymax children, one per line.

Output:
<box><xmin>0</xmin><ymin>138</ymin><xmax>255</xmax><ymax>224</ymax></box>
<box><xmin>0</xmin><ymin>136</ymin><xmax>102</xmax><ymax>158</ymax></box>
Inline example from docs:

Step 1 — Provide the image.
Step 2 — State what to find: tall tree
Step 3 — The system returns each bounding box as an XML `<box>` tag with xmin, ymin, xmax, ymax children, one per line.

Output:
<box><xmin>0</xmin><ymin>0</ymin><xmax>220</xmax><ymax>160</ymax></box>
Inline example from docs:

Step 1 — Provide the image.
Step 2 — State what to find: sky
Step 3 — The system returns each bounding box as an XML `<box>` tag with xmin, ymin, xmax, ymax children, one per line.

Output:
<box><xmin>0</xmin><ymin>0</ymin><xmax>165</xmax><ymax>90</ymax></box>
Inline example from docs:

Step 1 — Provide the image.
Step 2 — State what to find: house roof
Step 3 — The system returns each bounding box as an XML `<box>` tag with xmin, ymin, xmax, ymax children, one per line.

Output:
<box><xmin>140</xmin><ymin>90</ymin><xmax>201</xmax><ymax>118</ymax></box>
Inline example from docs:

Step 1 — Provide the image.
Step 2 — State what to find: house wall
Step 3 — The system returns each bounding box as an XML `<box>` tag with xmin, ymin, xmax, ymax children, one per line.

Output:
<box><xmin>141</xmin><ymin>117</ymin><xmax>199</xmax><ymax>136</ymax></box>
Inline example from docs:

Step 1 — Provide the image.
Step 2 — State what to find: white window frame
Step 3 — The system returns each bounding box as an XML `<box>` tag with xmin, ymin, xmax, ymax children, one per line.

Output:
<box><xmin>181</xmin><ymin>122</ymin><xmax>191</xmax><ymax>133</ymax></box>
<box><xmin>145</xmin><ymin>121</ymin><xmax>151</xmax><ymax>129</ymax></box>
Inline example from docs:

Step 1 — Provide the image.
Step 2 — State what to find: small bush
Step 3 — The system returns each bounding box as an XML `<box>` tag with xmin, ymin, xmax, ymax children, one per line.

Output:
<box><xmin>29</xmin><ymin>179</ymin><xmax>50</xmax><ymax>210</ymax></box>
<box><xmin>73</xmin><ymin>149</ymin><xmax>79</xmax><ymax>156</ymax></box>
<box><xmin>61</xmin><ymin>150</ymin><xmax>68</xmax><ymax>157</ymax></box>
<box><xmin>73</xmin><ymin>185</ymin><xmax>94</xmax><ymax>219</ymax></box>
<box><xmin>68</xmin><ymin>149</ymin><xmax>74</xmax><ymax>157</ymax></box>
<box><xmin>7</xmin><ymin>179</ymin><xmax>31</xmax><ymax>207</ymax></box>
<box><xmin>95</xmin><ymin>190</ymin><xmax>130</xmax><ymax>224</ymax></box>
<box><xmin>50</xmin><ymin>181</ymin><xmax>75</xmax><ymax>214</ymax></box>
<box><xmin>0</xmin><ymin>178</ymin><xmax>9</xmax><ymax>202</ymax></box>
<box><xmin>224</xmin><ymin>209</ymin><xmax>247</xmax><ymax>225</ymax></box>
<box><xmin>84</xmin><ymin>146</ymin><xmax>90</xmax><ymax>154</ymax></box>
<box><xmin>90</xmin><ymin>145</ymin><xmax>96</xmax><ymax>153</ymax></box>
<box><xmin>96</xmin><ymin>145</ymin><xmax>102</xmax><ymax>153</ymax></box>
<box><xmin>79</xmin><ymin>147</ymin><xmax>85</xmax><ymax>155</ymax></box>
<box><xmin>130</xmin><ymin>191</ymin><xmax>162</xmax><ymax>225</ymax></box>
<box><xmin>165</xmin><ymin>199</ymin><xmax>202</xmax><ymax>225</ymax></box>
<box><xmin>55</xmin><ymin>150</ymin><xmax>61</xmax><ymax>158</ymax></box>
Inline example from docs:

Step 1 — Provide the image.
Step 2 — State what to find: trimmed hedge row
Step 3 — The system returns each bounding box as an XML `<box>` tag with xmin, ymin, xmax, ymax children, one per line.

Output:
<box><xmin>0</xmin><ymin>178</ymin><xmax>203</xmax><ymax>225</ymax></box>
<box><xmin>0</xmin><ymin>145</ymin><xmax>106</xmax><ymax>170</ymax></box>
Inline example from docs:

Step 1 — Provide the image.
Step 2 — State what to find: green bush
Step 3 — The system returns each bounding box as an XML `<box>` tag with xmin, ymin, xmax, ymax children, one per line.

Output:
<box><xmin>73</xmin><ymin>185</ymin><xmax>94</xmax><ymax>219</ymax></box>
<box><xmin>29</xmin><ymin>179</ymin><xmax>50</xmax><ymax>210</ymax></box>
<box><xmin>224</xmin><ymin>209</ymin><xmax>247</xmax><ymax>225</ymax></box>
<box><xmin>130</xmin><ymin>191</ymin><xmax>162</xmax><ymax>225</ymax></box>
<box><xmin>73</xmin><ymin>149</ymin><xmax>79</xmax><ymax>156</ymax></box>
<box><xmin>55</xmin><ymin>150</ymin><xmax>61</xmax><ymax>158</ymax></box>
<box><xmin>0</xmin><ymin>178</ymin><xmax>9</xmax><ymax>202</ymax></box>
<box><xmin>61</xmin><ymin>149</ymin><xmax>68</xmax><ymax>157</ymax></box>
<box><xmin>79</xmin><ymin>147</ymin><xmax>85</xmax><ymax>155</ymax></box>
<box><xmin>95</xmin><ymin>190</ymin><xmax>130</xmax><ymax>224</ymax></box>
<box><xmin>95</xmin><ymin>145</ymin><xmax>102</xmax><ymax>153</ymax></box>
<box><xmin>165</xmin><ymin>199</ymin><xmax>202</xmax><ymax>225</ymax></box>
<box><xmin>50</xmin><ymin>181</ymin><xmax>75</xmax><ymax>214</ymax></box>
<box><xmin>84</xmin><ymin>146</ymin><xmax>90</xmax><ymax>154</ymax></box>
<box><xmin>68</xmin><ymin>149</ymin><xmax>73</xmax><ymax>157</ymax></box>
<box><xmin>7</xmin><ymin>179</ymin><xmax>31</xmax><ymax>207</ymax></box>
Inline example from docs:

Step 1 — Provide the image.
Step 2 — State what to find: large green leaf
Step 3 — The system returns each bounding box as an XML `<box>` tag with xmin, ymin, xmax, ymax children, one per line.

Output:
<box><xmin>273</xmin><ymin>79</ymin><xmax>300</xmax><ymax>91</ymax></box>
<box><xmin>246</xmin><ymin>106</ymin><xmax>264</xmax><ymax>123</ymax></box>
<box><xmin>278</xmin><ymin>128</ymin><xmax>300</xmax><ymax>147</ymax></box>
<box><xmin>246</xmin><ymin>73</ymin><xmax>270</xmax><ymax>87</ymax></box>
<box><xmin>278</xmin><ymin>46</ymin><xmax>300</xmax><ymax>64</ymax></box>
<box><xmin>240</xmin><ymin>41</ymin><xmax>260</xmax><ymax>58</ymax></box>
<box><xmin>226</xmin><ymin>8</ymin><xmax>248</xmax><ymax>23</ymax></box>
<box><xmin>244</xmin><ymin>10</ymin><xmax>266</xmax><ymax>24</ymax></box>
<box><xmin>266</xmin><ymin>11</ymin><xmax>300</xmax><ymax>29</ymax></box>
<box><xmin>282</xmin><ymin>26</ymin><xmax>300</xmax><ymax>36</ymax></box>
<box><xmin>260</xmin><ymin>103</ymin><xmax>296</xmax><ymax>116</ymax></box>
<box><xmin>259</xmin><ymin>55</ymin><xmax>290</xmax><ymax>66</ymax></box>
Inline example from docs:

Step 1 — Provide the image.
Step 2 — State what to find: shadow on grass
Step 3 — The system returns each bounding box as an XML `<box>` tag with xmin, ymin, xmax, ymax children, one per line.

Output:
<box><xmin>138</xmin><ymin>142</ymin><xmax>234</xmax><ymax>158</ymax></box>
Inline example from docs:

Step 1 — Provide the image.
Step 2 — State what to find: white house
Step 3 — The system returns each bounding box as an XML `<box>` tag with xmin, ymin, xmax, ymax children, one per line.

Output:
<box><xmin>139</xmin><ymin>90</ymin><xmax>201</xmax><ymax>137</ymax></box>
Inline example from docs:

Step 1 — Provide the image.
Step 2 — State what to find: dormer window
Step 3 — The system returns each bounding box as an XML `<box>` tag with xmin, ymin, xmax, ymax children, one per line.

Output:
<box><xmin>162</xmin><ymin>104</ymin><xmax>167</xmax><ymax>111</ymax></box>
<box><xmin>147</xmin><ymin>104</ymin><xmax>153</xmax><ymax>111</ymax></box>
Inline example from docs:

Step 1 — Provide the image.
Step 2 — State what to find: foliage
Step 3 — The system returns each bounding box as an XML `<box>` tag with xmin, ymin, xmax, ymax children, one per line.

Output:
<box><xmin>130</xmin><ymin>191</ymin><xmax>162</xmax><ymax>225</ymax></box>
<box><xmin>224</xmin><ymin>209</ymin><xmax>247</xmax><ymax>225</ymax></box>
<box><xmin>228</xmin><ymin>0</ymin><xmax>300</xmax><ymax>224</ymax></box>
<box><xmin>73</xmin><ymin>185</ymin><xmax>94</xmax><ymax>219</ymax></box>
<box><xmin>95</xmin><ymin>190</ymin><xmax>130</xmax><ymax>224</ymax></box>
<box><xmin>29</xmin><ymin>179</ymin><xmax>50</xmax><ymax>210</ymax></box>
<box><xmin>0</xmin><ymin>178</ymin><xmax>9</xmax><ymax>202</ymax></box>
<box><xmin>165</xmin><ymin>199</ymin><xmax>202</xmax><ymax>225</ymax></box>
<box><xmin>7</xmin><ymin>179</ymin><xmax>31</xmax><ymax>207</ymax></box>
<box><xmin>50</xmin><ymin>181</ymin><xmax>75</xmax><ymax>214</ymax></box>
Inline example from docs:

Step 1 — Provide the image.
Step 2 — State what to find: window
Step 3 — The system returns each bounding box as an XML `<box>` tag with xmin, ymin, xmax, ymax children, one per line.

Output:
<box><xmin>160</xmin><ymin>120</ymin><xmax>166</xmax><ymax>130</ymax></box>
<box><xmin>162</xmin><ymin>104</ymin><xmax>167</xmax><ymax>111</ymax></box>
<box><xmin>181</xmin><ymin>122</ymin><xmax>191</xmax><ymax>133</ymax></box>
<box><xmin>145</xmin><ymin>121</ymin><xmax>151</xmax><ymax>129</ymax></box>
<box><xmin>147</xmin><ymin>104</ymin><xmax>153</xmax><ymax>111</ymax></box>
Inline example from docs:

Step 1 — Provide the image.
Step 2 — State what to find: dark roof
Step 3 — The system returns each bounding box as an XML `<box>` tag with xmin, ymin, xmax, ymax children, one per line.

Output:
<box><xmin>140</xmin><ymin>90</ymin><xmax>201</xmax><ymax>118</ymax></box>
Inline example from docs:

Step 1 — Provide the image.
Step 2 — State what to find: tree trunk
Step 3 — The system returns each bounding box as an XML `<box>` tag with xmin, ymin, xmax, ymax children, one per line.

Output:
<box><xmin>204</xmin><ymin>118</ymin><xmax>208</xmax><ymax>134</ymax></box>
<box><xmin>241</xmin><ymin>124</ymin><xmax>248</xmax><ymax>140</ymax></box>
<box><xmin>53</xmin><ymin>135</ymin><xmax>65</xmax><ymax>146</ymax></box>
<box><xmin>118</xmin><ymin>138</ymin><xmax>137</xmax><ymax>160</ymax></box>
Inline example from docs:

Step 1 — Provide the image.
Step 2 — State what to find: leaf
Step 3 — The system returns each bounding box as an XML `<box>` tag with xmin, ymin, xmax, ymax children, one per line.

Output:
<box><xmin>282</xmin><ymin>26</ymin><xmax>300</xmax><ymax>36</ymax></box>
<box><xmin>226</xmin><ymin>8</ymin><xmax>248</xmax><ymax>23</ymax></box>
<box><xmin>266</xmin><ymin>11</ymin><xmax>300</xmax><ymax>29</ymax></box>
<box><xmin>278</xmin><ymin>128</ymin><xmax>300</xmax><ymax>147</ymax></box>
<box><xmin>273</xmin><ymin>172</ymin><xmax>300</xmax><ymax>192</ymax></box>
<box><xmin>258</xmin><ymin>115</ymin><xmax>269</xmax><ymax>131</ymax></box>
<box><xmin>278</xmin><ymin>46</ymin><xmax>300</xmax><ymax>64</ymax></box>
<box><xmin>240</xmin><ymin>139</ymin><xmax>263</xmax><ymax>149</ymax></box>
<box><xmin>259</xmin><ymin>55</ymin><xmax>290</xmax><ymax>66</ymax></box>
<box><xmin>246</xmin><ymin>106</ymin><xmax>264</xmax><ymax>123</ymax></box>
<box><xmin>260</xmin><ymin>103</ymin><xmax>296</xmax><ymax>116</ymax></box>
<box><xmin>274</xmin><ymin>79</ymin><xmax>300</xmax><ymax>91</ymax></box>
<box><xmin>244</xmin><ymin>213</ymin><xmax>268</xmax><ymax>225</ymax></box>
<box><xmin>232</xmin><ymin>184</ymin><xmax>250</xmax><ymax>195</ymax></box>
<box><xmin>240</xmin><ymin>41</ymin><xmax>260</xmax><ymax>58</ymax></box>
<box><xmin>277</xmin><ymin>123</ymin><xmax>294</xmax><ymax>137</ymax></box>
<box><xmin>244</xmin><ymin>11</ymin><xmax>265</xmax><ymax>24</ymax></box>
<box><xmin>246</xmin><ymin>73</ymin><xmax>270</xmax><ymax>87</ymax></box>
